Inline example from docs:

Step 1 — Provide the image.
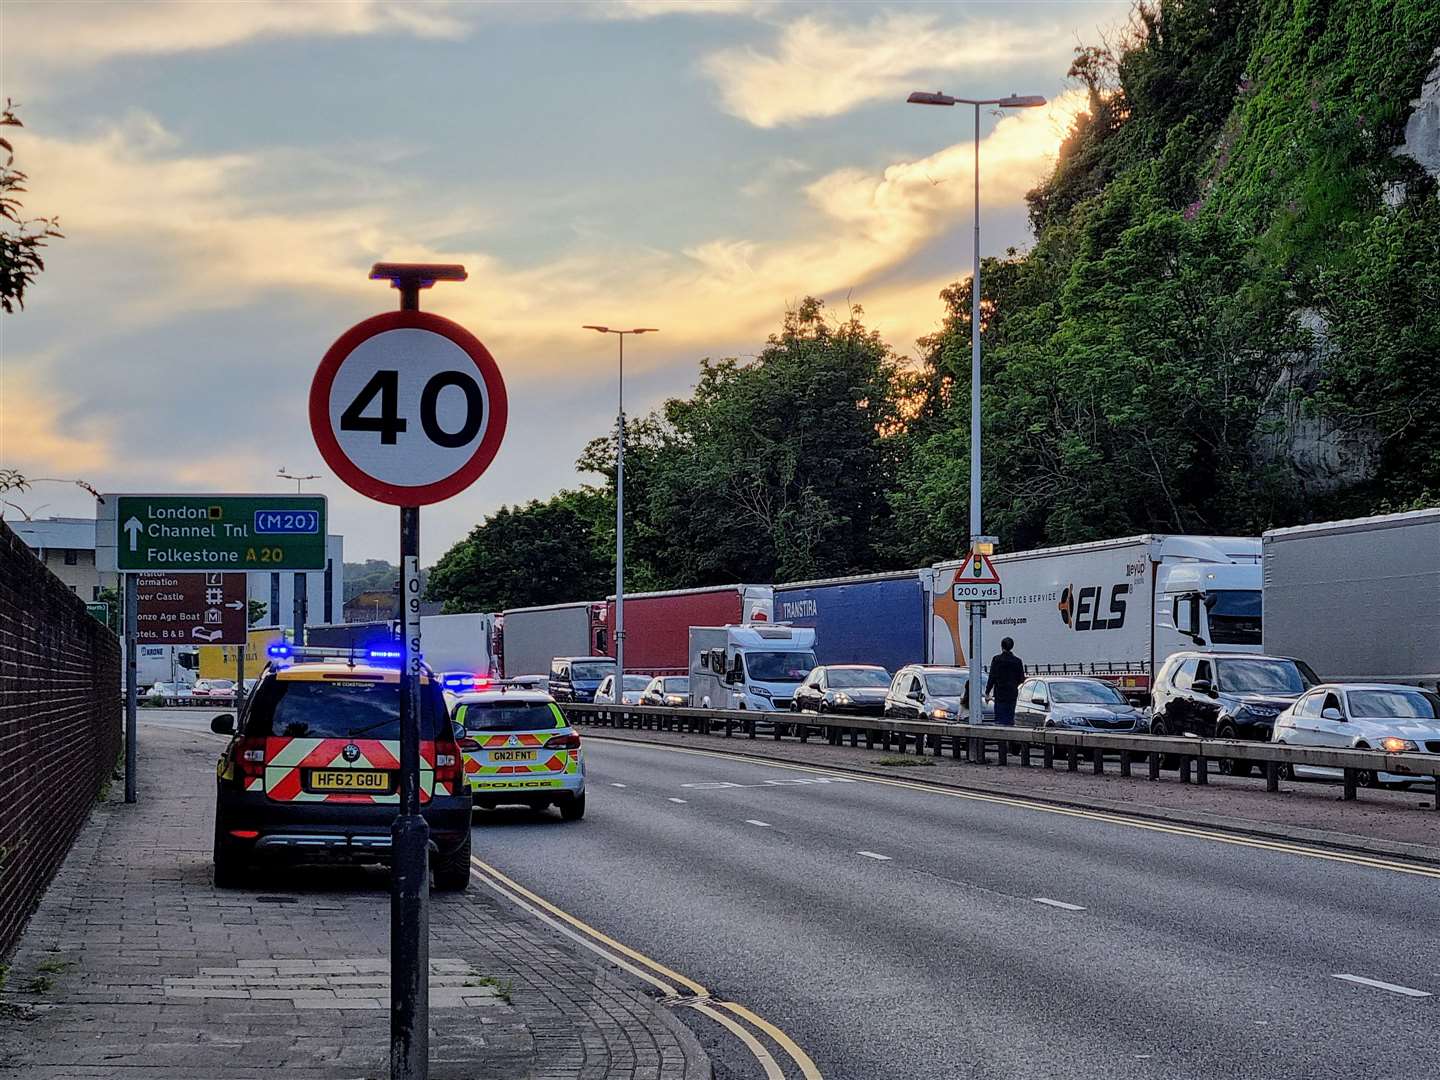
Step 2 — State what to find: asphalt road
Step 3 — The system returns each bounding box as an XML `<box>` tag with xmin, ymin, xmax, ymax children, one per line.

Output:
<box><xmin>471</xmin><ymin>736</ymin><xmax>1440</xmax><ymax>1080</ymax></box>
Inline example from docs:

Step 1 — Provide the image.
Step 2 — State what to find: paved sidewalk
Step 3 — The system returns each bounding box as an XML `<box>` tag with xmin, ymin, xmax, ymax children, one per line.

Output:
<box><xmin>583</xmin><ymin>724</ymin><xmax>1440</xmax><ymax>865</ymax></box>
<box><xmin>0</xmin><ymin>720</ymin><xmax>708</xmax><ymax>1080</ymax></box>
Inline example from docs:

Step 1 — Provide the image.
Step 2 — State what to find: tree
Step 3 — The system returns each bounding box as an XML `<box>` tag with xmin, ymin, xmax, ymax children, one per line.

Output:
<box><xmin>1</xmin><ymin>101</ymin><xmax>63</xmax><ymax>313</ymax></box>
<box><xmin>425</xmin><ymin>489</ymin><xmax>614</xmax><ymax>613</ymax></box>
<box><xmin>580</xmin><ymin>298</ymin><xmax>905</xmax><ymax>586</ymax></box>
<box><xmin>248</xmin><ymin>600</ymin><xmax>268</xmax><ymax>627</ymax></box>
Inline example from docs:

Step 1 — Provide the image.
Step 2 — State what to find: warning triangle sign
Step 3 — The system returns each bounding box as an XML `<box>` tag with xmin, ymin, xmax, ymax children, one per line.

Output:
<box><xmin>963</xmin><ymin>550</ymin><xmax>1002</xmax><ymax>585</ymax></box>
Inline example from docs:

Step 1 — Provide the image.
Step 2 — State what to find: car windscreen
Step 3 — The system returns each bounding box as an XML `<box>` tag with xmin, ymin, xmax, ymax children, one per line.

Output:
<box><xmin>245</xmin><ymin>678</ymin><xmax>444</xmax><ymax>739</ymax></box>
<box><xmin>828</xmin><ymin>668</ymin><xmax>890</xmax><ymax>689</ymax></box>
<box><xmin>457</xmin><ymin>701</ymin><xmax>563</xmax><ymax>732</ymax></box>
<box><xmin>925</xmin><ymin>674</ymin><xmax>968</xmax><ymax>696</ymax></box>
<box><xmin>1050</xmin><ymin>680</ymin><xmax>1127</xmax><ymax>705</ymax></box>
<box><xmin>208</xmin><ymin>679</ymin><xmax>235</xmax><ymax>690</ymax></box>
<box><xmin>623</xmin><ymin>675</ymin><xmax>651</xmax><ymax>690</ymax></box>
<box><xmin>1206</xmin><ymin>590</ymin><xmax>1263</xmax><ymax>646</ymax></box>
<box><xmin>745</xmin><ymin>651</ymin><xmax>816</xmax><ymax>682</ymax></box>
<box><xmin>570</xmin><ymin>661</ymin><xmax>615</xmax><ymax>682</ymax></box>
<box><xmin>1346</xmin><ymin>689</ymin><xmax>1440</xmax><ymax>720</ymax></box>
<box><xmin>662</xmin><ymin>677</ymin><xmax>689</xmax><ymax>693</ymax></box>
<box><xmin>1215</xmin><ymin>659</ymin><xmax>1314</xmax><ymax>695</ymax></box>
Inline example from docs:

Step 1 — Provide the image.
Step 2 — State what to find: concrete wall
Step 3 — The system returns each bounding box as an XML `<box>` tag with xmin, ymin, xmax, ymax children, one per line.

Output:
<box><xmin>0</xmin><ymin>519</ymin><xmax>122</xmax><ymax>959</ymax></box>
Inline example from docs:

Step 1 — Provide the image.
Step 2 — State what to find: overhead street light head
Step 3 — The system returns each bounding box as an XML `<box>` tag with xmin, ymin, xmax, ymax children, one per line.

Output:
<box><xmin>583</xmin><ymin>325</ymin><xmax>611</xmax><ymax>333</ymax></box>
<box><xmin>907</xmin><ymin>90</ymin><xmax>955</xmax><ymax>106</ymax></box>
<box><xmin>999</xmin><ymin>94</ymin><xmax>1047</xmax><ymax>108</ymax></box>
<box><xmin>628</xmin><ymin>328</ymin><xmax>658</xmax><ymax>335</ymax></box>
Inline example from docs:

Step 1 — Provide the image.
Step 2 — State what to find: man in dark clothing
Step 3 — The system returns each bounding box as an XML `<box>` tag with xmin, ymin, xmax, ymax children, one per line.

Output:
<box><xmin>984</xmin><ymin>637</ymin><xmax>1025</xmax><ymax>726</ymax></box>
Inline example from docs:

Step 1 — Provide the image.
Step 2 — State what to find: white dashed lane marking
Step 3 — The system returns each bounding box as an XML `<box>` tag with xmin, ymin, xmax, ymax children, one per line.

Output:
<box><xmin>667</xmin><ymin>797</ymin><xmax>687</xmax><ymax>804</ymax></box>
<box><xmin>1033</xmin><ymin>897</ymin><xmax>1086</xmax><ymax>912</ymax></box>
<box><xmin>856</xmin><ymin>851</ymin><xmax>892</xmax><ymax>862</ymax></box>
<box><xmin>1332</xmin><ymin>974</ymin><xmax>1432</xmax><ymax>998</ymax></box>
<box><xmin>610</xmin><ymin>783</ymin><xmax>628</xmax><ymax>788</ymax></box>
<box><xmin>745</xmin><ymin>820</ymin><xmax>771</xmax><ymax>828</ymax></box>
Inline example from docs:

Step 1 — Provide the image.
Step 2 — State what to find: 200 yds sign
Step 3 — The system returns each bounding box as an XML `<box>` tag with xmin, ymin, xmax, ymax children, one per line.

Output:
<box><xmin>309</xmin><ymin>311</ymin><xmax>509</xmax><ymax>506</ymax></box>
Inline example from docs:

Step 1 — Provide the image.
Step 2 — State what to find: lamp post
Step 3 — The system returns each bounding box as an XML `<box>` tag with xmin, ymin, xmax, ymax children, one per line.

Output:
<box><xmin>276</xmin><ymin>467</ymin><xmax>321</xmax><ymax>493</ymax></box>
<box><xmin>582</xmin><ymin>326</ymin><xmax>658</xmax><ymax>684</ymax></box>
<box><xmin>907</xmin><ymin>90</ymin><xmax>1045</xmax><ymax>728</ymax></box>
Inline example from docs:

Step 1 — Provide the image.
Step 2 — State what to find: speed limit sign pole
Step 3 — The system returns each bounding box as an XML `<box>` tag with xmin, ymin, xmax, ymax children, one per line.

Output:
<box><xmin>309</xmin><ymin>263</ymin><xmax>508</xmax><ymax>1080</ymax></box>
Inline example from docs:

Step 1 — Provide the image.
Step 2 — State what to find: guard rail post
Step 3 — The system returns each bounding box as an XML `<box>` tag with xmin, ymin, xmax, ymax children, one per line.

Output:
<box><xmin>1266</xmin><ymin>760</ymin><xmax>1280</xmax><ymax>793</ymax></box>
<box><xmin>1343</xmin><ymin>768</ymin><xmax>1358</xmax><ymax>801</ymax></box>
<box><xmin>996</xmin><ymin>737</ymin><xmax>1008</xmax><ymax>766</ymax></box>
<box><xmin>1067</xmin><ymin>744</ymin><xmax>1079</xmax><ymax>772</ymax></box>
<box><xmin>1092</xmin><ymin>748</ymin><xmax>1103</xmax><ymax>775</ymax></box>
<box><xmin>1020</xmin><ymin>743</ymin><xmax>1032</xmax><ymax>768</ymax></box>
<box><xmin>1179</xmin><ymin>756</ymin><xmax>1192</xmax><ymax>784</ymax></box>
<box><xmin>1043</xmin><ymin>743</ymin><xmax>1054</xmax><ymax>769</ymax></box>
<box><xmin>1148</xmin><ymin>752</ymin><xmax>1160</xmax><ymax>781</ymax></box>
<box><xmin>1196</xmin><ymin>755</ymin><xmax>1209</xmax><ymax>785</ymax></box>
<box><xmin>1119</xmin><ymin>750</ymin><xmax>1131</xmax><ymax>778</ymax></box>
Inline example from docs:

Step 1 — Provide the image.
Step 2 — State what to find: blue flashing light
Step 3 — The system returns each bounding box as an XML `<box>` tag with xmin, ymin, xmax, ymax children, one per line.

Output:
<box><xmin>370</xmin><ymin>649</ymin><xmax>402</xmax><ymax>660</ymax></box>
<box><xmin>268</xmin><ymin>644</ymin><xmax>293</xmax><ymax>659</ymax></box>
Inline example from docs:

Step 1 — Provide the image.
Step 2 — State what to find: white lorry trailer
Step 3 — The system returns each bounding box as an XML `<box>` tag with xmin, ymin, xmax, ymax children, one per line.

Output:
<box><xmin>419</xmin><ymin>612</ymin><xmax>497</xmax><ymax>679</ymax></box>
<box><xmin>930</xmin><ymin>535</ymin><xmax>1263</xmax><ymax>698</ymax></box>
<box><xmin>689</xmin><ymin>624</ymin><xmax>818</xmax><ymax>712</ymax></box>
<box><xmin>499</xmin><ymin>601</ymin><xmax>603</xmax><ymax>678</ymax></box>
<box><xmin>1263</xmin><ymin>509</ymin><xmax>1440</xmax><ymax>685</ymax></box>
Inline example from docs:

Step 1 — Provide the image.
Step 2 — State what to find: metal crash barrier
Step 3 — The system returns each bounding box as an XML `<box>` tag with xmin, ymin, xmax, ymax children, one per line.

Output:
<box><xmin>561</xmin><ymin>703</ymin><xmax>1440</xmax><ymax>810</ymax></box>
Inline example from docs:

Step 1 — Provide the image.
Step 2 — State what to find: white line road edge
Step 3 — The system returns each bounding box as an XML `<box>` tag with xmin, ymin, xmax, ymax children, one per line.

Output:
<box><xmin>856</xmin><ymin>851</ymin><xmax>892</xmax><ymax>861</ymax></box>
<box><xmin>1033</xmin><ymin>897</ymin><xmax>1086</xmax><ymax>911</ymax></box>
<box><xmin>1331</xmin><ymin>974</ymin><xmax>1432</xmax><ymax>998</ymax></box>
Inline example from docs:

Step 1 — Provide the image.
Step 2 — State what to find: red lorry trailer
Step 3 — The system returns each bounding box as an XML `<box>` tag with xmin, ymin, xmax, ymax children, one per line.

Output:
<box><xmin>605</xmin><ymin>585</ymin><xmax>773</xmax><ymax>675</ymax></box>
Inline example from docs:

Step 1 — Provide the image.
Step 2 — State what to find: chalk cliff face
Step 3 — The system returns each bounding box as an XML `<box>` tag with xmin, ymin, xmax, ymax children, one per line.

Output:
<box><xmin>1401</xmin><ymin>48</ymin><xmax>1440</xmax><ymax>178</ymax></box>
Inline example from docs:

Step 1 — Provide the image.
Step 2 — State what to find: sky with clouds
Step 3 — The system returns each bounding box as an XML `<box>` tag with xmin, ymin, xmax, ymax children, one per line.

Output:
<box><xmin>2</xmin><ymin>0</ymin><xmax>1130</xmax><ymax>563</ymax></box>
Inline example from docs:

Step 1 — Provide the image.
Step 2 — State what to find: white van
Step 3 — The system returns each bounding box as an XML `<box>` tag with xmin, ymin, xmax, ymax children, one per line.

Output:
<box><xmin>688</xmin><ymin>624</ymin><xmax>817</xmax><ymax>712</ymax></box>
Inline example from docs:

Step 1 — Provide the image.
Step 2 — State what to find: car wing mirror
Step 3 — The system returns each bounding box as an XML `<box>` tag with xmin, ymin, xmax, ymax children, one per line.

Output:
<box><xmin>1031</xmin><ymin>695</ymin><xmax>1047</xmax><ymax>706</ymax></box>
<box><xmin>1321</xmin><ymin>707</ymin><xmax>1344</xmax><ymax>721</ymax></box>
<box><xmin>210</xmin><ymin>714</ymin><xmax>235</xmax><ymax>736</ymax></box>
<box><xmin>1191</xmin><ymin>679</ymin><xmax>1215</xmax><ymax>695</ymax></box>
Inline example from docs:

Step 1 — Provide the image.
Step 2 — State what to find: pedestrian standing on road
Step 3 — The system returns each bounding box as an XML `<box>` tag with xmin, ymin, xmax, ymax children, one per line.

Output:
<box><xmin>984</xmin><ymin>637</ymin><xmax>1025</xmax><ymax>726</ymax></box>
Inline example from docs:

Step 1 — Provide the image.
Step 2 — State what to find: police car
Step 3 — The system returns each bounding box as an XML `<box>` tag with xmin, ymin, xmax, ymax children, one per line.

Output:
<box><xmin>451</xmin><ymin>687</ymin><xmax>585</xmax><ymax>820</ymax></box>
<box><xmin>210</xmin><ymin>645</ymin><xmax>474</xmax><ymax>890</ymax></box>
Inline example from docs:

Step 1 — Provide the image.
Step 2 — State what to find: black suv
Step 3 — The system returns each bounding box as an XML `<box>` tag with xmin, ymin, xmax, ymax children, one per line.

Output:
<box><xmin>211</xmin><ymin>654</ymin><xmax>473</xmax><ymax>890</ymax></box>
<box><xmin>793</xmin><ymin>665</ymin><xmax>892</xmax><ymax>716</ymax></box>
<box><xmin>1149</xmin><ymin>651</ymin><xmax>1319</xmax><ymax>774</ymax></box>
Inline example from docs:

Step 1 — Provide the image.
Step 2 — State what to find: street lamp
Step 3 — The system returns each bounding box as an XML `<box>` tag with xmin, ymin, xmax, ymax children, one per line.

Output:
<box><xmin>277</xmin><ymin>467</ymin><xmax>321</xmax><ymax>493</ymax></box>
<box><xmin>907</xmin><ymin>89</ymin><xmax>1045</xmax><ymax>730</ymax></box>
<box><xmin>582</xmin><ymin>325</ymin><xmax>658</xmax><ymax>685</ymax></box>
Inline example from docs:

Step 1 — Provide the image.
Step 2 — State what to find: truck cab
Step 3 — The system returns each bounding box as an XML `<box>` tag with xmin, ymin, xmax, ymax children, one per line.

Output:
<box><xmin>689</xmin><ymin>624</ymin><xmax>818</xmax><ymax>712</ymax></box>
<box><xmin>1161</xmin><ymin>561</ymin><xmax>1263</xmax><ymax>652</ymax></box>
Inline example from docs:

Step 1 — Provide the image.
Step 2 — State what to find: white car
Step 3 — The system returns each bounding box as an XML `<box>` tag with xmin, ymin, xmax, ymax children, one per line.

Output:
<box><xmin>145</xmin><ymin>681</ymin><xmax>192</xmax><ymax>701</ymax></box>
<box><xmin>1272</xmin><ymin>683</ymin><xmax>1440</xmax><ymax>788</ymax></box>
<box><xmin>642</xmin><ymin>676</ymin><xmax>691</xmax><ymax>707</ymax></box>
<box><xmin>594</xmin><ymin>673</ymin><xmax>652</xmax><ymax>706</ymax></box>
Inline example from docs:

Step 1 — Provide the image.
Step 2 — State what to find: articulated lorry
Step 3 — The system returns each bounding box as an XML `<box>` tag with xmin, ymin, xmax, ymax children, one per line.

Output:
<box><xmin>689</xmin><ymin>623</ymin><xmax>817</xmax><ymax>711</ymax></box>
<box><xmin>1263</xmin><ymin>509</ymin><xmax>1440</xmax><ymax>685</ymax></box>
<box><xmin>418</xmin><ymin>612</ymin><xmax>497</xmax><ymax>678</ymax></box>
<box><xmin>773</xmin><ymin>571</ymin><xmax>929</xmax><ymax>674</ymax></box>
<box><xmin>930</xmin><ymin>535</ymin><xmax>1264</xmax><ymax>696</ymax></box>
<box><xmin>499</xmin><ymin>601</ymin><xmax>605</xmax><ymax>677</ymax></box>
<box><xmin>604</xmin><ymin>584</ymin><xmax>772</xmax><ymax>675</ymax></box>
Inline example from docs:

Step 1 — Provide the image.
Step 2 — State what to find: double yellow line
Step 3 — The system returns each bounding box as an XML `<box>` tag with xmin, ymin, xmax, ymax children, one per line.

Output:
<box><xmin>601</xmin><ymin>738</ymin><xmax>1440</xmax><ymax>881</ymax></box>
<box><xmin>469</xmin><ymin>856</ymin><xmax>823</xmax><ymax>1080</ymax></box>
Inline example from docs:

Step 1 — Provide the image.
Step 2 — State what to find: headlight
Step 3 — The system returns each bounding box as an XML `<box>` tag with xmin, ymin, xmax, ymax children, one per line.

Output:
<box><xmin>1236</xmin><ymin>704</ymin><xmax>1277</xmax><ymax>721</ymax></box>
<box><xmin>1061</xmin><ymin>716</ymin><xmax>1090</xmax><ymax>727</ymax></box>
<box><xmin>930</xmin><ymin>707</ymin><xmax>956</xmax><ymax>720</ymax></box>
<box><xmin>1377</xmin><ymin>737</ymin><xmax>1419</xmax><ymax>753</ymax></box>
<box><xmin>831</xmin><ymin>692</ymin><xmax>852</xmax><ymax>705</ymax></box>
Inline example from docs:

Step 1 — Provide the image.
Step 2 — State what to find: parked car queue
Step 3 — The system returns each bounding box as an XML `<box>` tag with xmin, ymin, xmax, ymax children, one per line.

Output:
<box><xmin>577</xmin><ymin>649</ymin><xmax>1440</xmax><ymax>789</ymax></box>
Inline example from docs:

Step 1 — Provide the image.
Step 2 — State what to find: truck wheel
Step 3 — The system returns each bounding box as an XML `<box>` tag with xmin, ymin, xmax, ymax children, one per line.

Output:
<box><xmin>1216</xmin><ymin>726</ymin><xmax>1251</xmax><ymax>777</ymax></box>
<box><xmin>560</xmin><ymin>793</ymin><xmax>586</xmax><ymax>821</ymax></box>
<box><xmin>431</xmin><ymin>829</ymin><xmax>472</xmax><ymax>892</ymax></box>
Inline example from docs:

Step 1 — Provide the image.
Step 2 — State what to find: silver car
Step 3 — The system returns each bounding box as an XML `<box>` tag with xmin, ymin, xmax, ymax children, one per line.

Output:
<box><xmin>1013</xmin><ymin>676</ymin><xmax>1147</xmax><ymax>732</ymax></box>
<box><xmin>594</xmin><ymin>673</ymin><xmax>652</xmax><ymax>706</ymax></box>
<box><xmin>884</xmin><ymin>665</ymin><xmax>983</xmax><ymax>722</ymax></box>
<box><xmin>1272</xmin><ymin>683</ymin><xmax>1440</xmax><ymax>788</ymax></box>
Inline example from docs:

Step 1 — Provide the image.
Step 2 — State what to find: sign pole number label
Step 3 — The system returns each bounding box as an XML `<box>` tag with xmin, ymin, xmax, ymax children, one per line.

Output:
<box><xmin>310</xmin><ymin>311</ymin><xmax>509</xmax><ymax>507</ymax></box>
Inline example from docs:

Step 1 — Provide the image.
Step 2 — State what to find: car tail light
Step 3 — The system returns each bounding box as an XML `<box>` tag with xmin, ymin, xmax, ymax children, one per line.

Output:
<box><xmin>545</xmin><ymin>732</ymin><xmax>581</xmax><ymax>750</ymax></box>
<box><xmin>433</xmin><ymin>740</ymin><xmax>465</xmax><ymax>790</ymax></box>
<box><xmin>237</xmin><ymin>738</ymin><xmax>266</xmax><ymax>784</ymax></box>
<box><xmin>228</xmin><ymin>829</ymin><xmax>259</xmax><ymax>840</ymax></box>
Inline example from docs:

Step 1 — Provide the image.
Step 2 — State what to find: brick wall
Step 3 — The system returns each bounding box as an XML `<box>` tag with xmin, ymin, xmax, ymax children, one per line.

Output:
<box><xmin>0</xmin><ymin>518</ymin><xmax>121</xmax><ymax>959</ymax></box>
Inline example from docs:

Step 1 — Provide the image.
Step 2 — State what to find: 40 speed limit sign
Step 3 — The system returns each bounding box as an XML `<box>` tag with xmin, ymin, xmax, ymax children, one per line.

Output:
<box><xmin>309</xmin><ymin>310</ymin><xmax>508</xmax><ymax>505</ymax></box>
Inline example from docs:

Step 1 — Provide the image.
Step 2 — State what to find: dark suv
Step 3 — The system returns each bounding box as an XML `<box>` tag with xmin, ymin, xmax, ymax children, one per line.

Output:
<box><xmin>210</xmin><ymin>652</ymin><xmax>473</xmax><ymax>890</ymax></box>
<box><xmin>1149</xmin><ymin>651</ymin><xmax>1319</xmax><ymax>774</ymax></box>
<box><xmin>547</xmin><ymin>656</ymin><xmax>616</xmax><ymax>703</ymax></box>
